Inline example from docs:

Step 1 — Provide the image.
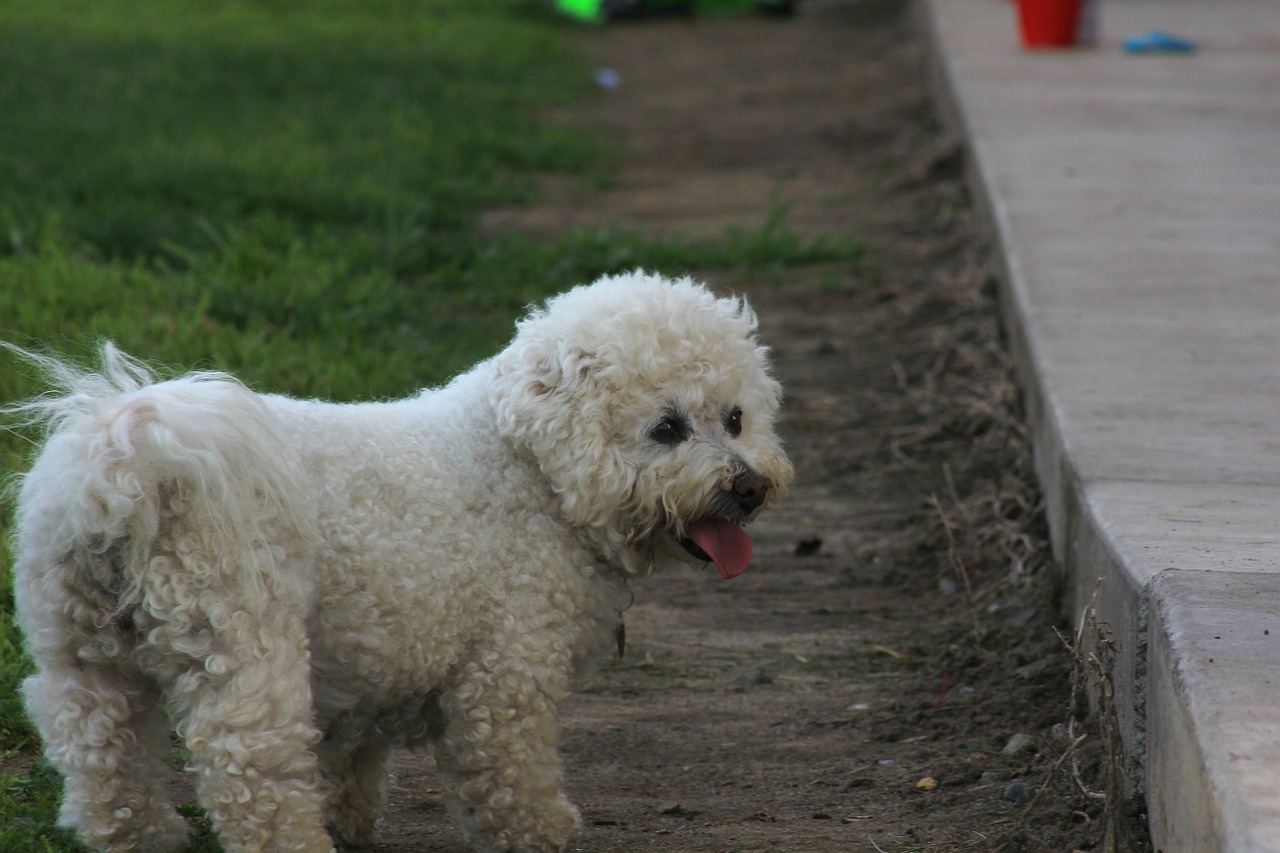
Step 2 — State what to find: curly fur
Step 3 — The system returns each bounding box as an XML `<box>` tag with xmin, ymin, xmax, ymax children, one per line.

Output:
<box><xmin>5</xmin><ymin>271</ymin><xmax>793</xmax><ymax>853</ymax></box>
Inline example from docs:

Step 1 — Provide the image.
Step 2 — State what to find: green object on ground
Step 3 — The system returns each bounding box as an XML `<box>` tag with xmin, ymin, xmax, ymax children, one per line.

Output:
<box><xmin>555</xmin><ymin>0</ymin><xmax>605</xmax><ymax>23</ymax></box>
<box><xmin>554</xmin><ymin>0</ymin><xmax>769</xmax><ymax>23</ymax></box>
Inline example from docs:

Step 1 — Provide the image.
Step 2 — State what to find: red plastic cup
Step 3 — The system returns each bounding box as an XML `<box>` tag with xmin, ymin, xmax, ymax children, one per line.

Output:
<box><xmin>1016</xmin><ymin>0</ymin><xmax>1084</xmax><ymax>48</ymax></box>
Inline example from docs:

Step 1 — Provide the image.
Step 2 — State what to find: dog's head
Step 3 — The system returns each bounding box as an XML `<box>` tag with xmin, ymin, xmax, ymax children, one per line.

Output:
<box><xmin>489</xmin><ymin>271</ymin><xmax>793</xmax><ymax>577</ymax></box>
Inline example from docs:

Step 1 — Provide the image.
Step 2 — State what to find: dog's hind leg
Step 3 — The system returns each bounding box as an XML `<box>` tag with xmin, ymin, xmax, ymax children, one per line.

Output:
<box><xmin>25</xmin><ymin>666</ymin><xmax>190</xmax><ymax>852</ymax></box>
<box><xmin>177</xmin><ymin>666</ymin><xmax>334</xmax><ymax>853</ymax></box>
<box><xmin>17</xmin><ymin>568</ymin><xmax>189</xmax><ymax>852</ymax></box>
<box><xmin>138</xmin><ymin>567</ymin><xmax>336</xmax><ymax>853</ymax></box>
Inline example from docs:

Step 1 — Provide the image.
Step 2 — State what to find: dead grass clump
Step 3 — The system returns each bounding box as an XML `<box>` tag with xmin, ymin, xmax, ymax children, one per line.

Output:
<box><xmin>861</xmin><ymin>248</ymin><xmax>1052</xmax><ymax>615</ymax></box>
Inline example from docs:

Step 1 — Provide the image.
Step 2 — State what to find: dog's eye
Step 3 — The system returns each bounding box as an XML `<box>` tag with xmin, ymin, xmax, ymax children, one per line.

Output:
<box><xmin>724</xmin><ymin>407</ymin><xmax>743</xmax><ymax>438</ymax></box>
<box><xmin>649</xmin><ymin>415</ymin><xmax>688</xmax><ymax>445</ymax></box>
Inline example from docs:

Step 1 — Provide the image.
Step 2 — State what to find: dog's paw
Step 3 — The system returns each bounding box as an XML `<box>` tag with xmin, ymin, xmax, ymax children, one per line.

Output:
<box><xmin>520</xmin><ymin>793</ymin><xmax>580</xmax><ymax>853</ymax></box>
<box><xmin>475</xmin><ymin>792</ymin><xmax>579</xmax><ymax>853</ymax></box>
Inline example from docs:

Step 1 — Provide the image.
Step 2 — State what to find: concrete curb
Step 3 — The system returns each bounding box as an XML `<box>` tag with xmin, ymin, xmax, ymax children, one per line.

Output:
<box><xmin>918</xmin><ymin>1</ymin><xmax>1280</xmax><ymax>849</ymax></box>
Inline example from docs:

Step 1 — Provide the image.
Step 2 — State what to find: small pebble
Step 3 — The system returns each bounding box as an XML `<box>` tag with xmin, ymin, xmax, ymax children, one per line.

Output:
<box><xmin>988</xmin><ymin>602</ymin><xmax>1036</xmax><ymax>625</ymax></box>
<box><xmin>978</xmin><ymin>770</ymin><xmax>1001</xmax><ymax>787</ymax></box>
<box><xmin>1003</xmin><ymin>781</ymin><xmax>1030</xmax><ymax>804</ymax></box>
<box><xmin>730</xmin><ymin>669</ymin><xmax>773</xmax><ymax>690</ymax></box>
<box><xmin>1002</xmin><ymin>732</ymin><xmax>1036</xmax><ymax>756</ymax></box>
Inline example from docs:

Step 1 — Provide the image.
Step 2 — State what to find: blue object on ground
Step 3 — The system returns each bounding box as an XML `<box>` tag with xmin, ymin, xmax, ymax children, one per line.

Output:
<box><xmin>594</xmin><ymin>68</ymin><xmax>621</xmax><ymax>91</ymax></box>
<box><xmin>1123</xmin><ymin>30</ymin><xmax>1197</xmax><ymax>54</ymax></box>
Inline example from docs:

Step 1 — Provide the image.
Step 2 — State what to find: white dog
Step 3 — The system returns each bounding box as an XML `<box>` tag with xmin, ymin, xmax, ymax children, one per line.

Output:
<box><xmin>6</xmin><ymin>271</ymin><xmax>792</xmax><ymax>853</ymax></box>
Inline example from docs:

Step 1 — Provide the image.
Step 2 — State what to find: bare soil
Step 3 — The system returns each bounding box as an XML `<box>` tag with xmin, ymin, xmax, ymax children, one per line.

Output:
<box><xmin>374</xmin><ymin>1</ymin><xmax>1152</xmax><ymax>852</ymax></box>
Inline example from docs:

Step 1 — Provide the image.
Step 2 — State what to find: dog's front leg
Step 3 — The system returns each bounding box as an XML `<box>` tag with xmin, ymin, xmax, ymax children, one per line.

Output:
<box><xmin>433</xmin><ymin>654</ymin><xmax>581</xmax><ymax>853</ymax></box>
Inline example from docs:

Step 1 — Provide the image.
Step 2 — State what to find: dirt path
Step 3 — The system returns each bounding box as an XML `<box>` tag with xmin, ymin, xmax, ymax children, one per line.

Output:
<box><xmin>377</xmin><ymin>2</ymin><xmax>1145</xmax><ymax>851</ymax></box>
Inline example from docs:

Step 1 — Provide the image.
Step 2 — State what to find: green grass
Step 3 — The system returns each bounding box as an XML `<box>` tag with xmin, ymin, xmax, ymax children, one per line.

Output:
<box><xmin>0</xmin><ymin>0</ymin><xmax>860</xmax><ymax>847</ymax></box>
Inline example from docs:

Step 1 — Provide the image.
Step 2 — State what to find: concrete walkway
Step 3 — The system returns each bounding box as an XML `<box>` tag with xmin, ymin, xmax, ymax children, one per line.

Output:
<box><xmin>919</xmin><ymin>1</ymin><xmax>1280</xmax><ymax>850</ymax></box>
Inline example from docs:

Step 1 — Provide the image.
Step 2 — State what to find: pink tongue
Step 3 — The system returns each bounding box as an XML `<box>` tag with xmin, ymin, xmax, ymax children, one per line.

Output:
<box><xmin>687</xmin><ymin>519</ymin><xmax>752</xmax><ymax>579</ymax></box>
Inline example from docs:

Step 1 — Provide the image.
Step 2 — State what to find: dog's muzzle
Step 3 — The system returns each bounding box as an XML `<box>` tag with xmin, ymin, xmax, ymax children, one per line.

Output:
<box><xmin>678</xmin><ymin>470</ymin><xmax>773</xmax><ymax>580</ymax></box>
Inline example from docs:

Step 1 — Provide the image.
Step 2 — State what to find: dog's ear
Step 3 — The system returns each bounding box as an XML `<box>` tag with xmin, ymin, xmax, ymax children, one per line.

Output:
<box><xmin>488</xmin><ymin>345</ymin><xmax>636</xmax><ymax>529</ymax></box>
<box><xmin>489</xmin><ymin>344</ymin><xmax>588</xmax><ymax>434</ymax></box>
<box><xmin>514</xmin><ymin>347</ymin><xmax>586</xmax><ymax>402</ymax></box>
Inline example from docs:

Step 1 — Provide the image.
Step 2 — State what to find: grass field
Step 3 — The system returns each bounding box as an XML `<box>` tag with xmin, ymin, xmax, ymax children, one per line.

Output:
<box><xmin>0</xmin><ymin>0</ymin><xmax>857</xmax><ymax>847</ymax></box>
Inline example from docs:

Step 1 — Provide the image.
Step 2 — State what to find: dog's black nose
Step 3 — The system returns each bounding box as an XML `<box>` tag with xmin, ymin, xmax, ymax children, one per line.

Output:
<box><xmin>731</xmin><ymin>471</ymin><xmax>770</xmax><ymax>513</ymax></box>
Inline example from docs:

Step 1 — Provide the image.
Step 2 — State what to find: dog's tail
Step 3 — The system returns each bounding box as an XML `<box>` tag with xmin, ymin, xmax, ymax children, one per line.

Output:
<box><xmin>4</xmin><ymin>342</ymin><xmax>316</xmax><ymax>617</ymax></box>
